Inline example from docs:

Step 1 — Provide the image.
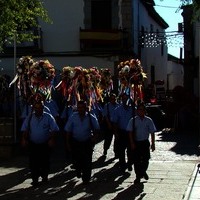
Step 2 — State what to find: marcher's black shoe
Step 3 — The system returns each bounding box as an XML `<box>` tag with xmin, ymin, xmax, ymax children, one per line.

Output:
<box><xmin>127</xmin><ymin>165</ymin><xmax>133</xmax><ymax>171</ymax></box>
<box><xmin>119</xmin><ymin>166</ymin><xmax>126</xmax><ymax>174</ymax></box>
<box><xmin>31</xmin><ymin>180</ymin><xmax>39</xmax><ymax>187</ymax></box>
<box><xmin>42</xmin><ymin>177</ymin><xmax>48</xmax><ymax>183</ymax></box>
<box><xmin>83</xmin><ymin>180</ymin><xmax>90</xmax><ymax>185</ymax></box>
<box><xmin>143</xmin><ymin>172</ymin><xmax>149</xmax><ymax>180</ymax></box>
<box><xmin>76</xmin><ymin>171</ymin><xmax>82</xmax><ymax>178</ymax></box>
<box><xmin>82</xmin><ymin>178</ymin><xmax>90</xmax><ymax>185</ymax></box>
<box><xmin>134</xmin><ymin>178</ymin><xmax>141</xmax><ymax>184</ymax></box>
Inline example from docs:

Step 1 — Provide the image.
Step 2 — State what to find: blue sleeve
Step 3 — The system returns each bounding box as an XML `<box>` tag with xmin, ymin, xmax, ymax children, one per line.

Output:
<box><xmin>21</xmin><ymin>115</ymin><xmax>31</xmax><ymax>131</ymax></box>
<box><xmin>126</xmin><ymin>118</ymin><xmax>133</xmax><ymax>132</ymax></box>
<box><xmin>64</xmin><ymin>115</ymin><xmax>73</xmax><ymax>132</ymax></box>
<box><xmin>112</xmin><ymin>108</ymin><xmax>118</xmax><ymax>123</ymax></box>
<box><xmin>49</xmin><ymin>115</ymin><xmax>59</xmax><ymax>132</ymax></box>
<box><xmin>148</xmin><ymin>118</ymin><xmax>157</xmax><ymax>133</ymax></box>
<box><xmin>91</xmin><ymin>114</ymin><xmax>100</xmax><ymax>130</ymax></box>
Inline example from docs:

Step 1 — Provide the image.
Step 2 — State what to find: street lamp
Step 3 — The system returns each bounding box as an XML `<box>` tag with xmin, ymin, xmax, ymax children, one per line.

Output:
<box><xmin>13</xmin><ymin>35</ymin><xmax>17</xmax><ymax>143</ymax></box>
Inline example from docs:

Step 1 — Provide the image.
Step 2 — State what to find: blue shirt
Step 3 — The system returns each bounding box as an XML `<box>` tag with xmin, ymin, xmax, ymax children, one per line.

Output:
<box><xmin>21</xmin><ymin>104</ymin><xmax>51</xmax><ymax>119</ymax></box>
<box><xmin>90</xmin><ymin>103</ymin><xmax>103</xmax><ymax>120</ymax></box>
<box><xmin>21</xmin><ymin>111</ymin><xmax>59</xmax><ymax>143</ymax></box>
<box><xmin>44</xmin><ymin>100</ymin><xmax>59</xmax><ymax>118</ymax></box>
<box><xmin>126</xmin><ymin>115</ymin><xmax>157</xmax><ymax>141</ymax></box>
<box><xmin>112</xmin><ymin>104</ymin><xmax>134</xmax><ymax>130</ymax></box>
<box><xmin>102</xmin><ymin>102</ymin><xmax>119</xmax><ymax>122</ymax></box>
<box><xmin>60</xmin><ymin>106</ymin><xmax>74</xmax><ymax>120</ymax></box>
<box><xmin>64</xmin><ymin>112</ymin><xmax>100</xmax><ymax>142</ymax></box>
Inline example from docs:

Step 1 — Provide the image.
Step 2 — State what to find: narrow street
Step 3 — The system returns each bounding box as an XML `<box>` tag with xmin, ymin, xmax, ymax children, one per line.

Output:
<box><xmin>0</xmin><ymin>130</ymin><xmax>199</xmax><ymax>200</ymax></box>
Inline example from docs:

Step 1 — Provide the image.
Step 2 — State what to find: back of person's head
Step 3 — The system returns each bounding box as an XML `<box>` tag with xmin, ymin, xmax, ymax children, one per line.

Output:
<box><xmin>109</xmin><ymin>93</ymin><xmax>117</xmax><ymax>102</ymax></box>
<box><xmin>120</xmin><ymin>92</ymin><xmax>130</xmax><ymax>105</ymax></box>
<box><xmin>77</xmin><ymin>100</ymin><xmax>87</xmax><ymax>105</ymax></box>
<box><xmin>32</xmin><ymin>100</ymin><xmax>44</xmax><ymax>116</ymax></box>
<box><xmin>33</xmin><ymin>100</ymin><xmax>44</xmax><ymax>109</ymax></box>
<box><xmin>137</xmin><ymin>101</ymin><xmax>146</xmax><ymax>111</ymax></box>
<box><xmin>77</xmin><ymin>100</ymin><xmax>87</xmax><ymax>114</ymax></box>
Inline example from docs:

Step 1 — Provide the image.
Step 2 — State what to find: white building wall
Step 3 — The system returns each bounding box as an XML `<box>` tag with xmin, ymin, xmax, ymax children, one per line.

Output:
<box><xmin>167</xmin><ymin>61</ymin><xmax>184</xmax><ymax>90</ymax></box>
<box><xmin>133</xmin><ymin>0</ymin><xmax>168</xmax><ymax>88</ymax></box>
<box><xmin>0</xmin><ymin>0</ymin><xmax>168</xmax><ymax>85</ymax></box>
<box><xmin>39</xmin><ymin>0</ymin><xmax>84</xmax><ymax>52</ymax></box>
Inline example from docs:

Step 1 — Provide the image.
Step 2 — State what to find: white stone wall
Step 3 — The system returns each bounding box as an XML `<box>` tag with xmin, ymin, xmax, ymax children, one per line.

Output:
<box><xmin>133</xmin><ymin>0</ymin><xmax>168</xmax><ymax>88</ymax></box>
<box><xmin>39</xmin><ymin>0</ymin><xmax>84</xmax><ymax>52</ymax></box>
<box><xmin>167</xmin><ymin>60</ymin><xmax>184</xmax><ymax>90</ymax></box>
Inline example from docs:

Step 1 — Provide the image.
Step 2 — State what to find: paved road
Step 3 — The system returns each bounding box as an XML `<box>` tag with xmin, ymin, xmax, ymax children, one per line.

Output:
<box><xmin>0</xmin><ymin>130</ymin><xmax>199</xmax><ymax>200</ymax></box>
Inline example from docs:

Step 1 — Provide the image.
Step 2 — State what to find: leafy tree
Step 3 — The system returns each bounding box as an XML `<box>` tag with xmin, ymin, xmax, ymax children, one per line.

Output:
<box><xmin>0</xmin><ymin>0</ymin><xmax>51</xmax><ymax>52</ymax></box>
<box><xmin>187</xmin><ymin>0</ymin><xmax>200</xmax><ymax>20</ymax></box>
<box><xmin>164</xmin><ymin>0</ymin><xmax>200</xmax><ymax>21</ymax></box>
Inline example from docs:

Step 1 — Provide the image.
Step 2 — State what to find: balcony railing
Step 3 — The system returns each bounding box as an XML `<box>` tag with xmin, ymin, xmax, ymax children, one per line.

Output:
<box><xmin>79</xmin><ymin>28</ymin><xmax>128</xmax><ymax>52</ymax></box>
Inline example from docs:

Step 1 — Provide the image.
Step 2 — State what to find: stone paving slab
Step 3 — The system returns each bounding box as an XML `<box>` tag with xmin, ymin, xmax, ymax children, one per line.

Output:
<box><xmin>184</xmin><ymin>164</ymin><xmax>200</xmax><ymax>200</ymax></box>
<box><xmin>0</xmin><ymin>131</ymin><xmax>199</xmax><ymax>200</ymax></box>
<box><xmin>0</xmin><ymin>152</ymin><xmax>198</xmax><ymax>200</ymax></box>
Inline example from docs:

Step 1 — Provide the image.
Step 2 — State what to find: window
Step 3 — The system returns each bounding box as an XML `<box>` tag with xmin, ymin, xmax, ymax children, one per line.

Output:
<box><xmin>91</xmin><ymin>0</ymin><xmax>112</xmax><ymax>29</ymax></box>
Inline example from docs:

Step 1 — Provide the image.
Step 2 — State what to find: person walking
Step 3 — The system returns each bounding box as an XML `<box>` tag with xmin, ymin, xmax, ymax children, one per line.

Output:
<box><xmin>112</xmin><ymin>93</ymin><xmax>134</xmax><ymax>173</ymax></box>
<box><xmin>126</xmin><ymin>102</ymin><xmax>156</xmax><ymax>184</ymax></box>
<box><xmin>64</xmin><ymin>100</ymin><xmax>100</xmax><ymax>184</ymax></box>
<box><xmin>102</xmin><ymin>93</ymin><xmax>119</xmax><ymax>157</ymax></box>
<box><xmin>21</xmin><ymin>100</ymin><xmax>59</xmax><ymax>187</ymax></box>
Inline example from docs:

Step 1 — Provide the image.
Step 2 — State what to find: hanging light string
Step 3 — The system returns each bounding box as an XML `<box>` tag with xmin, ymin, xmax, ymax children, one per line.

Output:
<box><xmin>139</xmin><ymin>31</ymin><xmax>184</xmax><ymax>48</ymax></box>
<box><xmin>138</xmin><ymin>1</ymin><xmax>183</xmax><ymax>48</ymax></box>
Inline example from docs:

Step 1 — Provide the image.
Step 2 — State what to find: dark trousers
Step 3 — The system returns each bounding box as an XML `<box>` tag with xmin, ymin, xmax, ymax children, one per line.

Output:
<box><xmin>132</xmin><ymin>140</ymin><xmax>150</xmax><ymax>178</ymax></box>
<box><xmin>103</xmin><ymin>128</ymin><xmax>117</xmax><ymax>155</ymax></box>
<box><xmin>71</xmin><ymin>138</ymin><xmax>93</xmax><ymax>182</ymax></box>
<box><xmin>116</xmin><ymin>130</ymin><xmax>132</xmax><ymax>171</ymax></box>
<box><xmin>29</xmin><ymin>142</ymin><xmax>51</xmax><ymax>182</ymax></box>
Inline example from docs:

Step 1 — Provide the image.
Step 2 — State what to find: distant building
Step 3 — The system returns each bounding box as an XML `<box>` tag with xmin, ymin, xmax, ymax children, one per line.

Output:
<box><xmin>167</xmin><ymin>54</ymin><xmax>184</xmax><ymax>91</ymax></box>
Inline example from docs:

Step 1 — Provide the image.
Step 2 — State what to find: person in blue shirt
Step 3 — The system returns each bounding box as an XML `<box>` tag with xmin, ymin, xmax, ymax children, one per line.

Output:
<box><xmin>64</xmin><ymin>100</ymin><xmax>100</xmax><ymax>184</ymax></box>
<box><xmin>60</xmin><ymin>99</ymin><xmax>75</xmax><ymax>161</ymax></box>
<box><xmin>60</xmin><ymin>100</ymin><xmax>74</xmax><ymax>123</ymax></box>
<box><xmin>20</xmin><ymin>94</ymin><xmax>52</xmax><ymax>120</ymax></box>
<box><xmin>21</xmin><ymin>100</ymin><xmax>59</xmax><ymax>187</ymax></box>
<box><xmin>21</xmin><ymin>102</ymin><xmax>51</xmax><ymax>120</ymax></box>
<box><xmin>112</xmin><ymin>93</ymin><xmax>134</xmax><ymax>173</ymax></box>
<box><xmin>126</xmin><ymin>102</ymin><xmax>156</xmax><ymax>184</ymax></box>
<box><xmin>102</xmin><ymin>93</ymin><xmax>119</xmax><ymax>157</ymax></box>
<box><xmin>44</xmin><ymin>98</ymin><xmax>60</xmax><ymax>121</ymax></box>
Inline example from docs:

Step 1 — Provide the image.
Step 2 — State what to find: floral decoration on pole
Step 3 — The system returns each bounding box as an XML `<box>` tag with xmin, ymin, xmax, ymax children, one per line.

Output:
<box><xmin>55</xmin><ymin>66</ymin><xmax>113</xmax><ymax>109</ymax></box>
<box><xmin>118</xmin><ymin>58</ymin><xmax>147</xmax><ymax>103</ymax></box>
<box><xmin>9</xmin><ymin>56</ymin><xmax>55</xmax><ymax>101</ymax></box>
<box><xmin>9</xmin><ymin>56</ymin><xmax>35</xmax><ymax>100</ymax></box>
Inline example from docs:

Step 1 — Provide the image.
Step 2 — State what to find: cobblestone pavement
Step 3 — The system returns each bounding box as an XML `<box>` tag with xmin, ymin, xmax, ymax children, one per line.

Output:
<box><xmin>0</xmin><ymin>130</ymin><xmax>199</xmax><ymax>200</ymax></box>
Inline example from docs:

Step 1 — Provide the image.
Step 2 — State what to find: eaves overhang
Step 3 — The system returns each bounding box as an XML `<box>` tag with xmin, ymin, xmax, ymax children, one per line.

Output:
<box><xmin>141</xmin><ymin>0</ymin><xmax>169</xmax><ymax>29</ymax></box>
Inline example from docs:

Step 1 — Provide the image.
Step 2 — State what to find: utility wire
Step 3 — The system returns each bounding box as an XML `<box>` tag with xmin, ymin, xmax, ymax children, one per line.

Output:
<box><xmin>154</xmin><ymin>4</ymin><xmax>179</xmax><ymax>9</ymax></box>
<box><xmin>145</xmin><ymin>1</ymin><xmax>180</xmax><ymax>9</ymax></box>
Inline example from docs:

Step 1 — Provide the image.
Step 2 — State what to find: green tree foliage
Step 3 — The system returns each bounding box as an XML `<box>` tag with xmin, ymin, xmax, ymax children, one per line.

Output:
<box><xmin>0</xmin><ymin>0</ymin><xmax>51</xmax><ymax>51</ymax></box>
<box><xmin>172</xmin><ymin>0</ymin><xmax>200</xmax><ymax>21</ymax></box>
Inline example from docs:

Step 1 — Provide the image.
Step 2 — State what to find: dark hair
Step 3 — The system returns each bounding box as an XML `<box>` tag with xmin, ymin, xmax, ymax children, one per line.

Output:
<box><xmin>137</xmin><ymin>101</ymin><xmax>146</xmax><ymax>110</ymax></box>
<box><xmin>33</xmin><ymin>100</ymin><xmax>44</xmax><ymax>109</ymax></box>
<box><xmin>109</xmin><ymin>93</ymin><xmax>116</xmax><ymax>98</ymax></box>
<box><xmin>77</xmin><ymin>100</ymin><xmax>87</xmax><ymax>105</ymax></box>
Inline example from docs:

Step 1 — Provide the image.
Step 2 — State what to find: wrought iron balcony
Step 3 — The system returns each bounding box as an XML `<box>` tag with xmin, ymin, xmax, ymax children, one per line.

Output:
<box><xmin>79</xmin><ymin>28</ymin><xmax>128</xmax><ymax>52</ymax></box>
